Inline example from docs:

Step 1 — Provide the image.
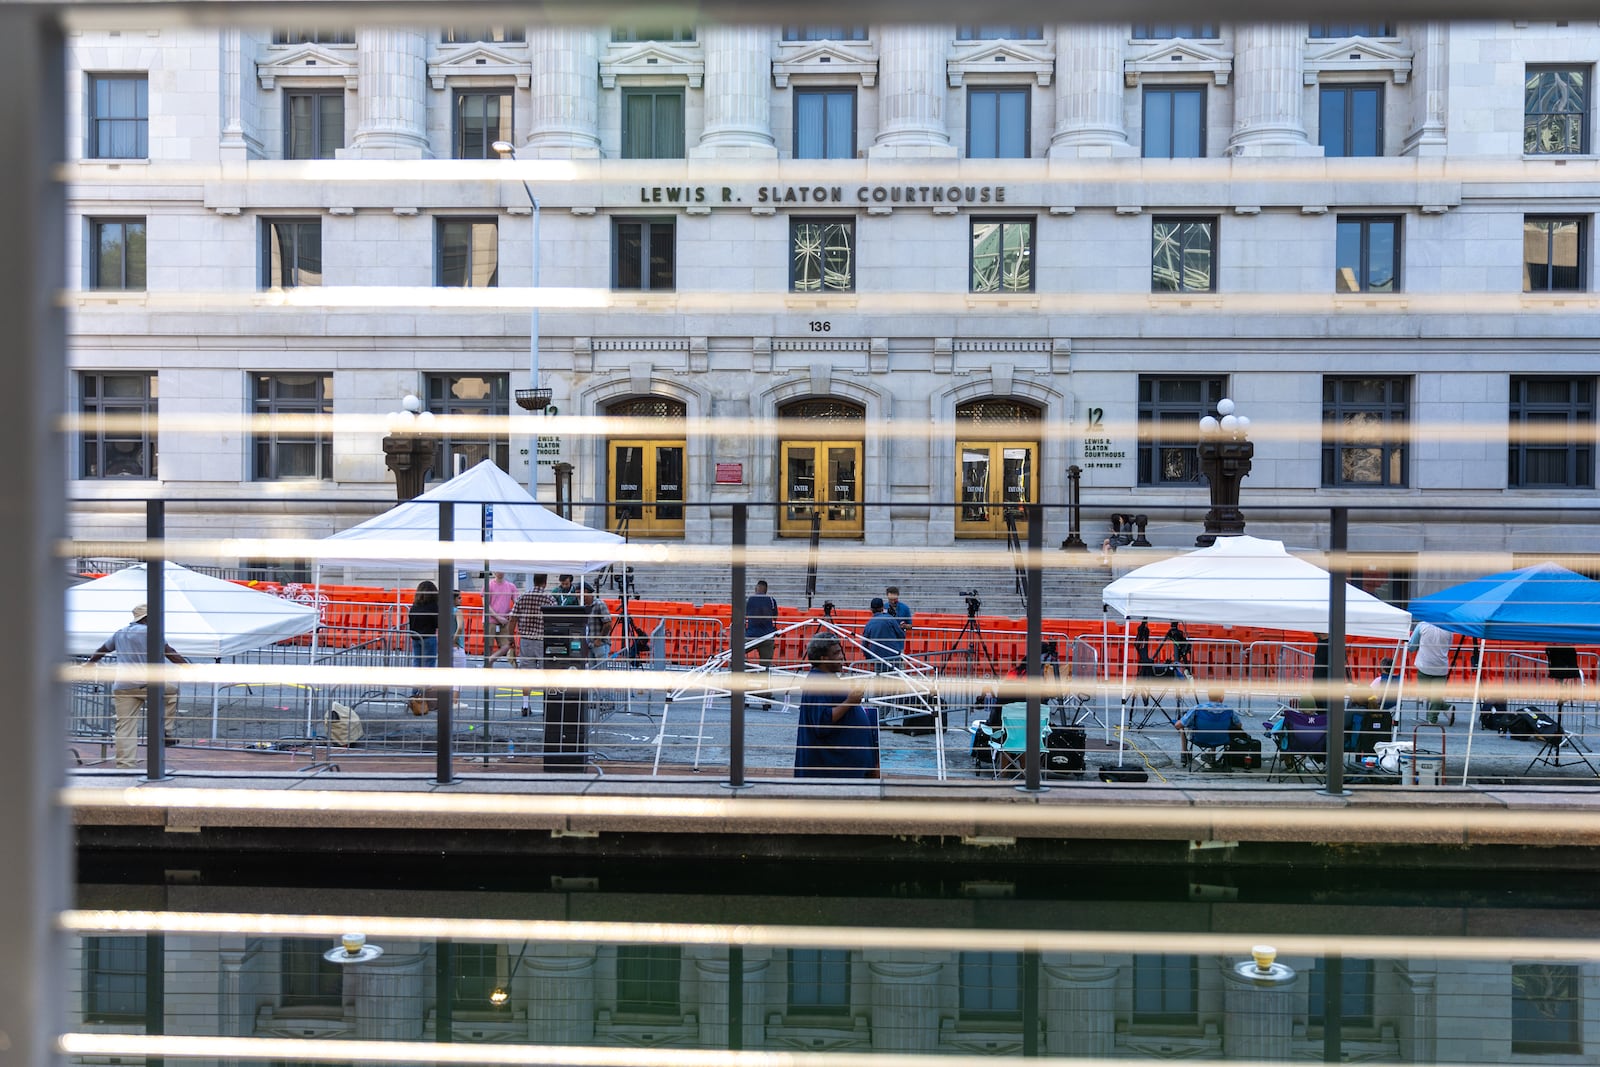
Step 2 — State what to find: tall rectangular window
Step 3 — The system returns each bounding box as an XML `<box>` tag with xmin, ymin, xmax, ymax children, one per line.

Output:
<box><xmin>968</xmin><ymin>87</ymin><xmax>1029</xmax><ymax>158</ymax></box>
<box><xmin>970</xmin><ymin>217</ymin><xmax>1034</xmax><ymax>293</ymax></box>
<box><xmin>617</xmin><ymin>946</ymin><xmax>680</xmax><ymax>1016</ymax></box>
<box><xmin>794</xmin><ymin>88</ymin><xmax>855</xmax><ymax>159</ymax></box>
<box><xmin>88</xmin><ymin>74</ymin><xmax>148</xmax><ymax>159</ymax></box>
<box><xmin>1132</xmin><ymin>24</ymin><xmax>1218</xmax><ymax>38</ymax></box>
<box><xmin>790</xmin><ymin>217</ymin><xmax>855</xmax><ymax>292</ymax></box>
<box><xmin>1308</xmin><ymin>959</ymin><xmax>1375</xmax><ymax>1029</ymax></box>
<box><xmin>84</xmin><ymin>936</ymin><xmax>147</xmax><ymax>1022</ymax></box>
<box><xmin>80</xmin><ymin>371</ymin><xmax>157</xmax><ymax>479</ymax></box>
<box><xmin>454</xmin><ymin>90</ymin><xmax>512</xmax><ymax>160</ymax></box>
<box><xmin>436</xmin><ymin>219</ymin><xmax>498</xmax><ymax>287</ymax></box>
<box><xmin>425</xmin><ymin>374</ymin><xmax>509</xmax><ymax>480</ymax></box>
<box><xmin>1524</xmin><ymin>216</ymin><xmax>1586</xmax><ymax>292</ymax></box>
<box><xmin>1336</xmin><ymin>215</ymin><xmax>1400</xmax><ymax>292</ymax></box>
<box><xmin>450</xmin><ymin>943</ymin><xmax>502</xmax><ymax>1012</ymax></box>
<box><xmin>1509</xmin><ymin>376</ymin><xmax>1595</xmax><ymax>489</ymax></box>
<box><xmin>1151</xmin><ymin>216</ymin><xmax>1216</xmax><ymax>292</ymax></box>
<box><xmin>787</xmin><ymin>949</ymin><xmax>849</xmax><ymax>1014</ymax></box>
<box><xmin>613</xmin><ymin>219</ymin><xmax>675</xmax><ymax>290</ymax></box>
<box><xmin>261</xmin><ymin>219</ymin><xmax>322</xmax><ymax>288</ymax></box>
<box><xmin>1323</xmin><ymin>377</ymin><xmax>1410</xmax><ymax>488</ymax></box>
<box><xmin>1320</xmin><ymin>84</ymin><xmax>1383</xmax><ymax>157</ymax></box>
<box><xmin>1142</xmin><ymin>86</ymin><xmax>1205</xmax><ymax>158</ymax></box>
<box><xmin>251</xmin><ymin>372</ymin><xmax>333</xmax><ymax>481</ymax></box>
<box><xmin>1138</xmin><ymin>375</ymin><xmax>1225</xmax><ymax>486</ymax></box>
<box><xmin>280</xmin><ymin>939</ymin><xmax>344</xmax><ymax>1008</ymax></box>
<box><xmin>1513</xmin><ymin>963</ymin><xmax>1583</xmax><ymax>1055</ymax></box>
<box><xmin>959</xmin><ymin>951</ymin><xmax>1022</xmax><ymax>1018</ymax></box>
<box><xmin>782</xmin><ymin>26</ymin><xmax>867</xmax><ymax>41</ymax></box>
<box><xmin>285</xmin><ymin>90</ymin><xmax>344</xmax><ymax>159</ymax></box>
<box><xmin>442</xmin><ymin>26</ymin><xmax>525</xmax><ymax>43</ymax></box>
<box><xmin>1132</xmin><ymin>954</ymin><xmax>1198</xmax><ymax>1025</ymax></box>
<box><xmin>956</xmin><ymin>25</ymin><xmax>1042</xmax><ymax>40</ymax></box>
<box><xmin>1526</xmin><ymin>67</ymin><xmax>1589</xmax><ymax>155</ymax></box>
<box><xmin>90</xmin><ymin>218</ymin><xmax>146</xmax><ymax>290</ymax></box>
<box><xmin>622</xmin><ymin>89</ymin><xmax>685</xmax><ymax>158</ymax></box>
<box><xmin>1309</xmin><ymin>23</ymin><xmax>1394</xmax><ymax>37</ymax></box>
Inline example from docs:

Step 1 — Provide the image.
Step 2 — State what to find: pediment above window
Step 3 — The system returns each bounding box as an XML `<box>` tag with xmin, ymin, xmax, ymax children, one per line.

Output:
<box><xmin>257</xmin><ymin>44</ymin><xmax>358</xmax><ymax>90</ymax></box>
<box><xmin>1303</xmin><ymin>36</ymin><xmax>1413</xmax><ymax>84</ymax></box>
<box><xmin>773</xmin><ymin>40</ymin><xmax>878</xmax><ymax>88</ymax></box>
<box><xmin>947</xmin><ymin>41</ymin><xmax>1053</xmax><ymax>88</ymax></box>
<box><xmin>428</xmin><ymin>45</ymin><xmax>530</xmax><ymax>89</ymax></box>
<box><xmin>1124</xmin><ymin>40</ymin><xmax>1233</xmax><ymax>87</ymax></box>
<box><xmin>601</xmin><ymin>41</ymin><xmax>704</xmax><ymax>88</ymax></box>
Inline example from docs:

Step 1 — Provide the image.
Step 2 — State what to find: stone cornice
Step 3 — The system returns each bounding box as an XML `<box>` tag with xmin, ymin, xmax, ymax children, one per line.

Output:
<box><xmin>256</xmin><ymin>43</ymin><xmax>359</xmax><ymax>91</ymax></box>
<box><xmin>427</xmin><ymin>44</ymin><xmax>531</xmax><ymax>89</ymax></box>
<box><xmin>1303</xmin><ymin>36</ymin><xmax>1414</xmax><ymax>85</ymax></box>
<box><xmin>1123</xmin><ymin>39</ymin><xmax>1233</xmax><ymax>87</ymax></box>
<box><xmin>947</xmin><ymin>40</ymin><xmax>1054</xmax><ymax>88</ymax></box>
<box><xmin>772</xmin><ymin>40</ymin><xmax>878</xmax><ymax>88</ymax></box>
<box><xmin>600</xmin><ymin>41</ymin><xmax>705</xmax><ymax>88</ymax></box>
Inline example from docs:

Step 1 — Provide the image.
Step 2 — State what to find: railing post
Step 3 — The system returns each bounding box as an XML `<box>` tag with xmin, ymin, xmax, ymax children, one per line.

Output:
<box><xmin>145</xmin><ymin>500</ymin><xmax>166</xmax><ymax>781</ymax></box>
<box><xmin>436</xmin><ymin>938</ymin><xmax>453</xmax><ymax>1042</ymax></box>
<box><xmin>727</xmin><ymin>504</ymin><xmax>748</xmax><ymax>789</ymax></box>
<box><xmin>1323</xmin><ymin>507</ymin><xmax>1349</xmax><ymax>796</ymax></box>
<box><xmin>436</xmin><ymin>501</ymin><xmax>456</xmax><ymax>784</ymax></box>
<box><xmin>146</xmin><ymin>932</ymin><xmax>165</xmax><ymax>1067</ymax></box>
<box><xmin>727</xmin><ymin>944</ymin><xmax>744</xmax><ymax>1050</ymax></box>
<box><xmin>1021</xmin><ymin>503</ymin><xmax>1046</xmax><ymax>793</ymax></box>
<box><xmin>1022</xmin><ymin>949</ymin><xmax>1040</xmax><ymax>1056</ymax></box>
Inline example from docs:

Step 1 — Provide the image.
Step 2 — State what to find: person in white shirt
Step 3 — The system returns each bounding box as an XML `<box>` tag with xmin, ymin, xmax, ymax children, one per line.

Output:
<box><xmin>1408</xmin><ymin>621</ymin><xmax>1455</xmax><ymax>725</ymax></box>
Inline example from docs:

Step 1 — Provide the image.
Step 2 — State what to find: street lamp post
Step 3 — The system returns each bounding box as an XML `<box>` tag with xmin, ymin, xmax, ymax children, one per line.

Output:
<box><xmin>382</xmin><ymin>393</ymin><xmax>435</xmax><ymax>502</ymax></box>
<box><xmin>491</xmin><ymin>140</ymin><xmax>552</xmax><ymax>498</ymax></box>
<box><xmin>1195</xmin><ymin>397</ymin><xmax>1253</xmax><ymax>547</ymax></box>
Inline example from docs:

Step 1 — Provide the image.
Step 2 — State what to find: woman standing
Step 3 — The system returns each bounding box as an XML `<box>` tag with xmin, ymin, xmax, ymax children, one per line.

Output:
<box><xmin>406</xmin><ymin>580</ymin><xmax>439</xmax><ymax>714</ymax></box>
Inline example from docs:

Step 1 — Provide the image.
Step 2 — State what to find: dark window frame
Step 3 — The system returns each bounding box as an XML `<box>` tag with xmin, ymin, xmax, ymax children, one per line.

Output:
<box><xmin>1142</xmin><ymin>84</ymin><xmax>1206</xmax><ymax>158</ymax></box>
<box><xmin>1131</xmin><ymin>954</ymin><xmax>1200</xmax><ymax>1027</ymax></box>
<box><xmin>789</xmin><ymin>216</ymin><xmax>856</xmax><ymax>293</ymax></box>
<box><xmin>1151</xmin><ymin>215</ymin><xmax>1218</xmax><ymax>293</ymax></box>
<box><xmin>616</xmin><ymin>946</ymin><xmax>681</xmax><ymax>1016</ymax></box>
<box><xmin>1509</xmin><ymin>376</ymin><xmax>1596</xmax><ymax>490</ymax></box>
<box><xmin>79</xmin><ymin>371</ymin><xmax>157</xmax><ymax>480</ymax></box>
<box><xmin>435</xmin><ymin>217</ymin><xmax>500</xmax><ymax>288</ymax></box>
<box><xmin>87</xmin><ymin>73</ymin><xmax>149</xmax><ymax>160</ymax></box>
<box><xmin>442</xmin><ymin>26</ymin><xmax>526</xmax><ymax>43</ymax></box>
<box><xmin>1308</xmin><ymin>959</ymin><xmax>1376</xmax><ymax>1030</ymax></box>
<box><xmin>90</xmin><ymin>217</ymin><xmax>146</xmax><ymax>291</ymax></box>
<box><xmin>1137</xmin><ymin>375</ymin><xmax>1226</xmax><ymax>487</ymax></box>
<box><xmin>260</xmin><ymin>217</ymin><xmax>323</xmax><ymax>289</ymax></box>
<box><xmin>271</xmin><ymin>28</ymin><xmax>354</xmax><ymax>44</ymax></box>
<box><xmin>621</xmin><ymin>88</ymin><xmax>686</xmax><ymax>159</ymax></box>
<box><xmin>283</xmin><ymin>88</ymin><xmax>344</xmax><ymax>160</ymax></box>
<box><xmin>1322</xmin><ymin>376</ymin><xmax>1411</xmax><ymax>488</ymax></box>
<box><xmin>782</xmin><ymin>26</ymin><xmax>868</xmax><ymax>41</ymax></box>
<box><xmin>250</xmin><ymin>372</ymin><xmax>333</xmax><ymax>482</ymax></box>
<box><xmin>794</xmin><ymin>86</ymin><xmax>856</xmax><ymax>160</ymax></box>
<box><xmin>83</xmin><ymin>935</ymin><xmax>148</xmax><ymax>1024</ymax></box>
<box><xmin>1336</xmin><ymin>215</ymin><xmax>1402</xmax><ymax>293</ymax></box>
<box><xmin>450</xmin><ymin>943</ymin><xmax>503</xmax><ymax>1012</ymax></box>
<box><xmin>280</xmin><ymin>938</ymin><xmax>344</xmax><ymax>1009</ymax></box>
<box><xmin>1132</xmin><ymin>24</ymin><xmax>1219</xmax><ymax>39</ymax></box>
<box><xmin>1320</xmin><ymin>83</ymin><xmax>1385</xmax><ymax>157</ymax></box>
<box><xmin>1524</xmin><ymin>215</ymin><xmax>1587</xmax><ymax>292</ymax></box>
<box><xmin>969</xmin><ymin>216</ymin><xmax>1035</xmax><ymax>293</ymax></box>
<box><xmin>959</xmin><ymin>951</ymin><xmax>1023</xmax><ymax>1020</ymax></box>
<box><xmin>1309</xmin><ymin>23</ymin><xmax>1395</xmax><ymax>37</ymax></box>
<box><xmin>611</xmin><ymin>27</ymin><xmax>696</xmax><ymax>42</ymax></box>
<box><xmin>1512</xmin><ymin>963</ymin><xmax>1584</xmax><ymax>1056</ymax></box>
<box><xmin>1525</xmin><ymin>66</ymin><xmax>1590</xmax><ymax>156</ymax></box>
<box><xmin>967</xmin><ymin>85</ymin><xmax>1031</xmax><ymax>159</ymax></box>
<box><xmin>956</xmin><ymin>25</ymin><xmax>1043</xmax><ymax>40</ymax></box>
<box><xmin>452</xmin><ymin>89</ymin><xmax>513</xmax><ymax>160</ymax></box>
<box><xmin>424</xmin><ymin>373</ymin><xmax>510</xmax><ymax>482</ymax></box>
<box><xmin>787</xmin><ymin>949</ymin><xmax>851</xmax><ymax>1015</ymax></box>
<box><xmin>612</xmin><ymin>217</ymin><xmax>676</xmax><ymax>291</ymax></box>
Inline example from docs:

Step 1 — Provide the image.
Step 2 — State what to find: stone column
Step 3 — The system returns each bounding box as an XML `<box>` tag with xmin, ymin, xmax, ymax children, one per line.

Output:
<box><xmin>526</xmin><ymin>27</ymin><xmax>602</xmax><ymax>158</ymax></box>
<box><xmin>349</xmin><ymin>948</ymin><xmax>429</xmax><ymax>1040</ymax></box>
<box><xmin>1397</xmin><ymin>965</ymin><xmax>1438</xmax><ymax>1064</ymax></box>
<box><xmin>691</xmin><ymin>947</ymin><xmax>770</xmax><ymax>1046</ymax></box>
<box><xmin>525</xmin><ymin>947</ymin><xmax>597</xmax><ymax>1043</ymax></box>
<box><xmin>867</xmin><ymin>958</ymin><xmax>944</xmax><ymax>1051</ymax></box>
<box><xmin>691</xmin><ymin>26</ymin><xmax>777</xmax><ymax>157</ymax></box>
<box><xmin>1042</xmin><ymin>957</ymin><xmax>1117</xmax><ymax>1056</ymax></box>
<box><xmin>1048</xmin><ymin>25</ymin><xmax>1136</xmax><ymax>157</ymax></box>
<box><xmin>218</xmin><ymin>29</ymin><xmax>262</xmax><ymax>161</ymax></box>
<box><xmin>1227</xmin><ymin>24</ymin><xmax>1317</xmax><ymax>156</ymax></box>
<box><xmin>1402</xmin><ymin>22</ymin><xmax>1447</xmax><ymax>156</ymax></box>
<box><xmin>1222</xmin><ymin>953</ymin><xmax>1298</xmax><ymax>1061</ymax></box>
<box><xmin>869</xmin><ymin>26</ymin><xmax>958</xmax><ymax>157</ymax></box>
<box><xmin>351</xmin><ymin>28</ymin><xmax>431</xmax><ymax>158</ymax></box>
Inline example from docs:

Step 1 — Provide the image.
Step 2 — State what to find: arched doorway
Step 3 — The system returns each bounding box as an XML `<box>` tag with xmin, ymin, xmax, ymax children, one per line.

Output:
<box><xmin>954</xmin><ymin>399</ymin><xmax>1040</xmax><ymax>539</ymax></box>
<box><xmin>606</xmin><ymin>397</ymin><xmax>686</xmax><ymax>538</ymax></box>
<box><xmin>778</xmin><ymin>398</ymin><xmax>865</xmax><ymax>538</ymax></box>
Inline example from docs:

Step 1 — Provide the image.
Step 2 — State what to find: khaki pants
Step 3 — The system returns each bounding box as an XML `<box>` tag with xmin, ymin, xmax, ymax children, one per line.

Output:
<box><xmin>112</xmin><ymin>686</ymin><xmax>178</xmax><ymax>768</ymax></box>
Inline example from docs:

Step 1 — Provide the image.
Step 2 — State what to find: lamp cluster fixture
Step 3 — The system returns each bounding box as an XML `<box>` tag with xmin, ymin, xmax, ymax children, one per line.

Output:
<box><xmin>1199</xmin><ymin>397</ymin><xmax>1251</xmax><ymax>439</ymax></box>
<box><xmin>387</xmin><ymin>393</ymin><xmax>435</xmax><ymax>433</ymax></box>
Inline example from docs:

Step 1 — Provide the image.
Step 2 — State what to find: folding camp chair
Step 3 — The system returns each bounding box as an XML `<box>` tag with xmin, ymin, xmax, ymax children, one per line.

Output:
<box><xmin>1060</xmin><ymin>636</ymin><xmax>1108</xmax><ymax>731</ymax></box>
<box><xmin>1266</xmin><ymin>707</ymin><xmax>1329</xmax><ymax>781</ymax></box>
<box><xmin>989</xmin><ymin>700</ymin><xmax>1048</xmax><ymax>779</ymax></box>
<box><xmin>1178</xmin><ymin>705</ymin><xmax>1241</xmax><ymax>771</ymax></box>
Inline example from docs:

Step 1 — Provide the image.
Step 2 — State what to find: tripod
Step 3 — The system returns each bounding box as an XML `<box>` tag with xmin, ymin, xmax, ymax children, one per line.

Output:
<box><xmin>947</xmin><ymin>606</ymin><xmax>1000</xmax><ymax>679</ymax></box>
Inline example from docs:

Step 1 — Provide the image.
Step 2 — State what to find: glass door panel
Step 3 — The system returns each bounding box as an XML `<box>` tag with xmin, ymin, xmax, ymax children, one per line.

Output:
<box><xmin>654</xmin><ymin>445</ymin><xmax>684</xmax><ymax>522</ymax></box>
<box><xmin>955</xmin><ymin>440</ymin><xmax>1037</xmax><ymax>538</ymax></box>
<box><xmin>827</xmin><ymin>446</ymin><xmax>858</xmax><ymax>523</ymax></box>
<box><xmin>960</xmin><ymin>447</ymin><xmax>991</xmax><ymax>522</ymax></box>
<box><xmin>780</xmin><ymin>440</ymin><xmax>862</xmax><ymax>537</ymax></box>
<box><xmin>608</xmin><ymin>438</ymin><xmax>686</xmax><ymax>537</ymax></box>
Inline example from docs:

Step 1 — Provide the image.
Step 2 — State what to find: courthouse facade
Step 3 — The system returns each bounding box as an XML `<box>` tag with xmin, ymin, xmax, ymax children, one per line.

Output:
<box><xmin>64</xmin><ymin>21</ymin><xmax>1600</xmax><ymax>585</ymax></box>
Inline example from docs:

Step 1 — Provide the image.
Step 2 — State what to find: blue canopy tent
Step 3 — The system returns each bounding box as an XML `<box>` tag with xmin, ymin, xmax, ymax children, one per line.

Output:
<box><xmin>1409</xmin><ymin>562</ymin><xmax>1600</xmax><ymax>781</ymax></box>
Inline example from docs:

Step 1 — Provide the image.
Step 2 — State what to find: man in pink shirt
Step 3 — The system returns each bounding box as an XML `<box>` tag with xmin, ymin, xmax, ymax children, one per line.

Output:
<box><xmin>483</xmin><ymin>571</ymin><xmax>518</xmax><ymax>666</ymax></box>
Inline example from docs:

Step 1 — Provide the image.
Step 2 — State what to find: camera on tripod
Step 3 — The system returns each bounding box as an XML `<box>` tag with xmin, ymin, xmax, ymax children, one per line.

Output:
<box><xmin>959</xmin><ymin>588</ymin><xmax>982</xmax><ymax>616</ymax></box>
<box><xmin>821</xmin><ymin>600</ymin><xmax>836</xmax><ymax>619</ymax></box>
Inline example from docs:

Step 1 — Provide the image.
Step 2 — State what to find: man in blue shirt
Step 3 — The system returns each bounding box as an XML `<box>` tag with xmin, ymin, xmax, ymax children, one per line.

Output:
<box><xmin>861</xmin><ymin>597</ymin><xmax>904</xmax><ymax>672</ymax></box>
<box><xmin>743</xmin><ymin>579</ymin><xmax>778</xmax><ymax>670</ymax></box>
<box><xmin>794</xmin><ymin>634</ymin><xmax>878</xmax><ymax>778</ymax></box>
<box><xmin>884</xmin><ymin>585</ymin><xmax>912</xmax><ymax>660</ymax></box>
<box><xmin>1177</xmin><ymin>688</ymin><xmax>1242</xmax><ymax>769</ymax></box>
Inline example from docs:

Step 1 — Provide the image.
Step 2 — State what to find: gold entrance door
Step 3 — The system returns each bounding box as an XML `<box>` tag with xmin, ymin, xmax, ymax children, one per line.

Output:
<box><xmin>954</xmin><ymin>440</ymin><xmax>1037</xmax><ymax>538</ymax></box>
<box><xmin>609</xmin><ymin>438</ymin><xmax>686</xmax><ymax>538</ymax></box>
<box><xmin>779</xmin><ymin>440</ymin><xmax>864</xmax><ymax>538</ymax></box>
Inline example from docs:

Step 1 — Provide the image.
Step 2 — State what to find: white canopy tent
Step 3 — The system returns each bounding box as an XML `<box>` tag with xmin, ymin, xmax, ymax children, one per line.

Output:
<box><xmin>318</xmin><ymin>460</ymin><xmax>624</xmax><ymax>573</ymax></box>
<box><xmin>1100</xmin><ymin>535</ymin><xmax>1413</xmax><ymax>769</ymax></box>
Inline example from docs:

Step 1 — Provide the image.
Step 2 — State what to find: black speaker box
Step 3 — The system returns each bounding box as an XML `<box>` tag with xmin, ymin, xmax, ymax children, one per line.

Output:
<box><xmin>1097</xmin><ymin>763</ymin><xmax>1149</xmax><ymax>783</ymax></box>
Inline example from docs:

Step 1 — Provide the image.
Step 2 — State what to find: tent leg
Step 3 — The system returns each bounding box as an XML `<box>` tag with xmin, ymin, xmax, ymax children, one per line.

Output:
<box><xmin>1461</xmin><ymin>640</ymin><xmax>1485</xmax><ymax>786</ymax></box>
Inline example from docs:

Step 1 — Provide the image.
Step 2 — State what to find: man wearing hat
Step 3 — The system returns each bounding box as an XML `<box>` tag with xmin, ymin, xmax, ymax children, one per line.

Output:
<box><xmin>862</xmin><ymin>597</ymin><xmax>904</xmax><ymax>672</ymax></box>
<box><xmin>85</xmin><ymin>603</ymin><xmax>189</xmax><ymax>768</ymax></box>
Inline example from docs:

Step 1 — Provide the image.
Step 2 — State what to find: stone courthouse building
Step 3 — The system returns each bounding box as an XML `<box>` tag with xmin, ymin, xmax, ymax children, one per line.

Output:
<box><xmin>64</xmin><ymin>20</ymin><xmax>1600</xmax><ymax>585</ymax></box>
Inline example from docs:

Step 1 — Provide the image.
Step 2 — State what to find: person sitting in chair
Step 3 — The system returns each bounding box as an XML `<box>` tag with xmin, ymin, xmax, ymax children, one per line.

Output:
<box><xmin>1176</xmin><ymin>688</ymin><xmax>1242</xmax><ymax>770</ymax></box>
<box><xmin>1368</xmin><ymin>657</ymin><xmax>1400</xmax><ymax>710</ymax></box>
